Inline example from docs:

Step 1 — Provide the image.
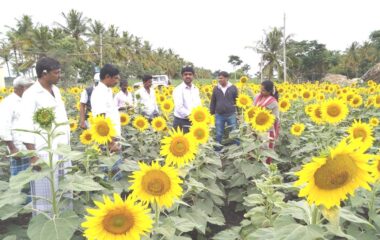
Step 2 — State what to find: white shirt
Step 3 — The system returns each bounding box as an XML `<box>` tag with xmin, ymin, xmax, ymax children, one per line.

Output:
<box><xmin>0</xmin><ymin>93</ymin><xmax>25</xmax><ymax>153</ymax></box>
<box><xmin>91</xmin><ymin>82</ymin><xmax>121</xmax><ymax>136</ymax></box>
<box><xmin>80</xmin><ymin>89</ymin><xmax>89</xmax><ymax>104</ymax></box>
<box><xmin>218</xmin><ymin>82</ymin><xmax>232</xmax><ymax>95</ymax></box>
<box><xmin>114</xmin><ymin>91</ymin><xmax>134</xmax><ymax>110</ymax></box>
<box><xmin>18</xmin><ymin>80</ymin><xmax>70</xmax><ymax>163</ymax></box>
<box><xmin>173</xmin><ymin>82</ymin><xmax>201</xmax><ymax>119</ymax></box>
<box><xmin>134</xmin><ymin>87</ymin><xmax>159</xmax><ymax>117</ymax></box>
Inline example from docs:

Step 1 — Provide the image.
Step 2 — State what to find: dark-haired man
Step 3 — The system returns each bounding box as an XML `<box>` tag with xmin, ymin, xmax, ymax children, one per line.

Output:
<box><xmin>210</xmin><ymin>71</ymin><xmax>238</xmax><ymax>150</ymax></box>
<box><xmin>79</xmin><ymin>73</ymin><xmax>100</xmax><ymax>129</ymax></box>
<box><xmin>134</xmin><ymin>75</ymin><xmax>159</xmax><ymax>120</ymax></box>
<box><xmin>173</xmin><ymin>65</ymin><xmax>201</xmax><ymax>133</ymax></box>
<box><xmin>18</xmin><ymin>57</ymin><xmax>72</xmax><ymax>214</ymax></box>
<box><xmin>91</xmin><ymin>64</ymin><xmax>121</xmax><ymax>150</ymax></box>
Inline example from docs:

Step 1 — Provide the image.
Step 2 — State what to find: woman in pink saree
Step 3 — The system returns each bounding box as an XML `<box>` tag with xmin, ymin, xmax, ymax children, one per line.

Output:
<box><xmin>253</xmin><ymin>80</ymin><xmax>280</xmax><ymax>164</ymax></box>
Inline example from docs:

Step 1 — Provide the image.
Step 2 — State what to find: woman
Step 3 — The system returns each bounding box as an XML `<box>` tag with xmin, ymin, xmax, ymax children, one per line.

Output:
<box><xmin>253</xmin><ymin>80</ymin><xmax>280</xmax><ymax>164</ymax></box>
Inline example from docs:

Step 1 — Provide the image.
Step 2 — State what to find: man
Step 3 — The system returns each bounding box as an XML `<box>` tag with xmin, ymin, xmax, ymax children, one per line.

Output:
<box><xmin>114</xmin><ymin>79</ymin><xmax>134</xmax><ymax>111</ymax></box>
<box><xmin>134</xmin><ymin>75</ymin><xmax>159</xmax><ymax>120</ymax></box>
<box><xmin>18</xmin><ymin>57</ymin><xmax>71</xmax><ymax>213</ymax></box>
<box><xmin>210</xmin><ymin>71</ymin><xmax>239</xmax><ymax>150</ymax></box>
<box><xmin>79</xmin><ymin>73</ymin><xmax>100</xmax><ymax>129</ymax></box>
<box><xmin>0</xmin><ymin>76</ymin><xmax>34</xmax><ymax>176</ymax></box>
<box><xmin>90</xmin><ymin>64</ymin><xmax>121</xmax><ymax>152</ymax></box>
<box><xmin>173</xmin><ymin>65</ymin><xmax>201</xmax><ymax>133</ymax></box>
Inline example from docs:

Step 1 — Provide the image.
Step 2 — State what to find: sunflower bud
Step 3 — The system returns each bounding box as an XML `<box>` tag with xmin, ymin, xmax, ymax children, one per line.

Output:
<box><xmin>33</xmin><ymin>107</ymin><xmax>55</xmax><ymax>130</ymax></box>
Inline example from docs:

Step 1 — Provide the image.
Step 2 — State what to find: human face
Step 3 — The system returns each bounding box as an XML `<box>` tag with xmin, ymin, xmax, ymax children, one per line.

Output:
<box><xmin>218</xmin><ymin>75</ymin><xmax>228</xmax><ymax>87</ymax></box>
<box><xmin>260</xmin><ymin>85</ymin><xmax>270</xmax><ymax>96</ymax></box>
<box><xmin>182</xmin><ymin>72</ymin><xmax>194</xmax><ymax>86</ymax></box>
<box><xmin>144</xmin><ymin>79</ymin><xmax>152</xmax><ymax>89</ymax></box>
<box><xmin>47</xmin><ymin>69</ymin><xmax>61</xmax><ymax>85</ymax></box>
<box><xmin>106</xmin><ymin>74</ymin><xmax>120</xmax><ymax>88</ymax></box>
<box><xmin>121</xmin><ymin>82</ymin><xmax>128</xmax><ymax>92</ymax></box>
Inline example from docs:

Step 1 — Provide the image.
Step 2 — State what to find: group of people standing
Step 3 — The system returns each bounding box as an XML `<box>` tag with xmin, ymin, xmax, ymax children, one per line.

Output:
<box><xmin>0</xmin><ymin>57</ymin><xmax>280</xmax><ymax>215</ymax></box>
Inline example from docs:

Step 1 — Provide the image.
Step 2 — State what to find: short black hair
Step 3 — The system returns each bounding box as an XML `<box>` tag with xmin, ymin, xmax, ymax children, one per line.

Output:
<box><xmin>36</xmin><ymin>57</ymin><xmax>61</xmax><ymax>78</ymax></box>
<box><xmin>218</xmin><ymin>71</ymin><xmax>229</xmax><ymax>78</ymax></box>
<box><xmin>142</xmin><ymin>74</ymin><xmax>152</xmax><ymax>82</ymax></box>
<box><xmin>100</xmin><ymin>64</ymin><xmax>120</xmax><ymax>80</ymax></box>
<box><xmin>181</xmin><ymin>65</ymin><xmax>194</xmax><ymax>75</ymax></box>
<box><xmin>120</xmin><ymin>79</ymin><xmax>128</xmax><ymax>87</ymax></box>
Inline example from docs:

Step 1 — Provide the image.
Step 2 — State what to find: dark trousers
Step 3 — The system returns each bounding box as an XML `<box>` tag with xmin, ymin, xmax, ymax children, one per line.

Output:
<box><xmin>173</xmin><ymin>116</ymin><xmax>191</xmax><ymax>133</ymax></box>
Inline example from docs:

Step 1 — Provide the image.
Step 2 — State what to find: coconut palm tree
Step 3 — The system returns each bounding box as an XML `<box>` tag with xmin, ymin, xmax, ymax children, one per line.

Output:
<box><xmin>58</xmin><ymin>9</ymin><xmax>89</xmax><ymax>40</ymax></box>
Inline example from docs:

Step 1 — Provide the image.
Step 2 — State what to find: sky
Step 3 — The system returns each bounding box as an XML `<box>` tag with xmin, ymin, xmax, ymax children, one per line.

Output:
<box><xmin>1</xmin><ymin>0</ymin><xmax>380</xmax><ymax>75</ymax></box>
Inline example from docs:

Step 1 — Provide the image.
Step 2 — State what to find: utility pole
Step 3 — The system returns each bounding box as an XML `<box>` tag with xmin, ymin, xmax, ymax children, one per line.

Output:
<box><xmin>283</xmin><ymin>13</ymin><xmax>287</xmax><ymax>83</ymax></box>
<box><xmin>100</xmin><ymin>32</ymin><xmax>103</xmax><ymax>67</ymax></box>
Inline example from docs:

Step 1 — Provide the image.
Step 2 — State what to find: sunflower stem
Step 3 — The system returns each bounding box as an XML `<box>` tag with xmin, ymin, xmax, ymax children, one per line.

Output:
<box><xmin>311</xmin><ymin>205</ymin><xmax>319</xmax><ymax>225</ymax></box>
<box><xmin>47</xmin><ymin>130</ymin><xmax>58</xmax><ymax>217</ymax></box>
<box><xmin>369</xmin><ymin>182</ymin><xmax>378</xmax><ymax>216</ymax></box>
<box><xmin>154</xmin><ymin>200</ymin><xmax>160</xmax><ymax>228</ymax></box>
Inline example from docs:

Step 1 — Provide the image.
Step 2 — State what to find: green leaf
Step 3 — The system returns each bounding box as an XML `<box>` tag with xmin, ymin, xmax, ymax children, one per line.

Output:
<box><xmin>27</xmin><ymin>211</ymin><xmax>81</xmax><ymax>240</ymax></box>
<box><xmin>0</xmin><ymin>204</ymin><xmax>25</xmax><ymax>220</ymax></box>
<box><xmin>340</xmin><ymin>208</ymin><xmax>374</xmax><ymax>228</ymax></box>
<box><xmin>60</xmin><ymin>174</ymin><xmax>104</xmax><ymax>192</ymax></box>
<box><xmin>3</xmin><ymin>236</ymin><xmax>17</xmax><ymax>240</ymax></box>
<box><xmin>276</xmin><ymin>224</ymin><xmax>325</xmax><ymax>240</ymax></box>
<box><xmin>169</xmin><ymin>216</ymin><xmax>197</xmax><ymax>232</ymax></box>
<box><xmin>212</xmin><ymin>226</ymin><xmax>241</xmax><ymax>240</ymax></box>
<box><xmin>0</xmin><ymin>189</ymin><xmax>27</xmax><ymax>208</ymax></box>
<box><xmin>9</xmin><ymin>168</ymin><xmax>50</xmax><ymax>190</ymax></box>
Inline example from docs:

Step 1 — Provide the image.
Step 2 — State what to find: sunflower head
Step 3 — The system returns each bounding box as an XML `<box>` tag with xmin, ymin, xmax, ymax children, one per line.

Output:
<box><xmin>133</xmin><ymin>115</ymin><xmax>149</xmax><ymax>132</ymax></box>
<box><xmin>294</xmin><ymin>139</ymin><xmax>373</xmax><ymax>209</ymax></box>
<box><xmin>129</xmin><ymin>161</ymin><xmax>183</xmax><ymax>208</ymax></box>
<box><xmin>120</xmin><ymin>112</ymin><xmax>130</xmax><ymax>126</ymax></box>
<box><xmin>347</xmin><ymin>119</ymin><xmax>374</xmax><ymax>149</ymax></box>
<box><xmin>151</xmin><ymin>116</ymin><xmax>167</xmax><ymax>132</ymax></box>
<box><xmin>90</xmin><ymin>115</ymin><xmax>117</xmax><ymax>145</ymax></box>
<box><xmin>251</xmin><ymin>107</ymin><xmax>275</xmax><ymax>132</ymax></box>
<box><xmin>160</xmin><ymin>128</ymin><xmax>198</xmax><ymax>166</ymax></box>
<box><xmin>349</xmin><ymin>95</ymin><xmax>363</xmax><ymax>108</ymax></box>
<box><xmin>236</xmin><ymin>93</ymin><xmax>252</xmax><ymax>109</ymax></box>
<box><xmin>290</xmin><ymin>123</ymin><xmax>305</xmax><ymax>137</ymax></box>
<box><xmin>69</xmin><ymin>119</ymin><xmax>78</xmax><ymax>132</ymax></box>
<box><xmin>189</xmin><ymin>106</ymin><xmax>211</xmax><ymax>124</ymax></box>
<box><xmin>321</xmin><ymin>98</ymin><xmax>349</xmax><ymax>125</ymax></box>
<box><xmin>279</xmin><ymin>99</ymin><xmax>291</xmax><ymax>112</ymax></box>
<box><xmin>239</xmin><ymin>76</ymin><xmax>249</xmax><ymax>84</ymax></box>
<box><xmin>369</xmin><ymin>117</ymin><xmax>379</xmax><ymax>127</ymax></box>
<box><xmin>80</xmin><ymin>129</ymin><xmax>93</xmax><ymax>145</ymax></box>
<box><xmin>244</xmin><ymin>106</ymin><xmax>259</xmax><ymax>123</ymax></box>
<box><xmin>81</xmin><ymin>193</ymin><xmax>153</xmax><ymax>239</ymax></box>
<box><xmin>161</xmin><ymin>99</ymin><xmax>174</xmax><ymax>113</ymax></box>
<box><xmin>33</xmin><ymin>107</ymin><xmax>56</xmax><ymax>130</ymax></box>
<box><xmin>189</xmin><ymin>123</ymin><xmax>210</xmax><ymax>144</ymax></box>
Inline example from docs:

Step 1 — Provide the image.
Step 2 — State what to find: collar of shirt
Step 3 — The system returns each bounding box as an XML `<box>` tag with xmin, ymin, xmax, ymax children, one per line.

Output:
<box><xmin>97</xmin><ymin>81</ymin><xmax>112</xmax><ymax>93</ymax></box>
<box><xmin>217</xmin><ymin>82</ymin><xmax>232</xmax><ymax>90</ymax></box>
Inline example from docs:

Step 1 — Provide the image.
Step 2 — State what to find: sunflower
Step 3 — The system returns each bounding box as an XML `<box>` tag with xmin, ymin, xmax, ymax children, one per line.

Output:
<box><xmin>294</xmin><ymin>139</ymin><xmax>373</xmax><ymax>209</ymax></box>
<box><xmin>189</xmin><ymin>123</ymin><xmax>210</xmax><ymax>144</ymax></box>
<box><xmin>278</xmin><ymin>99</ymin><xmax>291</xmax><ymax>112</ymax></box>
<box><xmin>251</xmin><ymin>107</ymin><xmax>275</xmax><ymax>132</ymax></box>
<box><xmin>320</xmin><ymin>98</ymin><xmax>349</xmax><ymax>125</ymax></box>
<box><xmin>347</xmin><ymin>120</ymin><xmax>374</xmax><ymax>149</ymax></box>
<box><xmin>290</xmin><ymin>123</ymin><xmax>305</xmax><ymax>137</ymax></box>
<box><xmin>236</xmin><ymin>94</ymin><xmax>252</xmax><ymax>109</ymax></box>
<box><xmin>69</xmin><ymin>119</ymin><xmax>78</xmax><ymax>132</ymax></box>
<box><xmin>133</xmin><ymin>115</ymin><xmax>149</xmax><ymax>132</ymax></box>
<box><xmin>160</xmin><ymin>99</ymin><xmax>174</xmax><ymax>114</ymax></box>
<box><xmin>90</xmin><ymin>115</ymin><xmax>116</xmax><ymax>145</ymax></box>
<box><xmin>120</xmin><ymin>112</ymin><xmax>130</xmax><ymax>126</ymax></box>
<box><xmin>151</xmin><ymin>116</ymin><xmax>167</xmax><ymax>132</ymax></box>
<box><xmin>375</xmin><ymin>95</ymin><xmax>380</xmax><ymax>108</ymax></box>
<box><xmin>129</xmin><ymin>161</ymin><xmax>183</xmax><ymax>208</ymax></box>
<box><xmin>189</xmin><ymin>106</ymin><xmax>211</xmax><ymax>124</ymax></box>
<box><xmin>80</xmin><ymin>130</ymin><xmax>93</xmax><ymax>145</ymax></box>
<box><xmin>301</xmin><ymin>90</ymin><xmax>313</xmax><ymax>101</ymax></box>
<box><xmin>156</xmin><ymin>94</ymin><xmax>166</xmax><ymax>104</ymax></box>
<box><xmin>244</xmin><ymin>106</ymin><xmax>259</xmax><ymax>123</ymax></box>
<box><xmin>349</xmin><ymin>95</ymin><xmax>363</xmax><ymax>108</ymax></box>
<box><xmin>370</xmin><ymin>156</ymin><xmax>380</xmax><ymax>181</ymax></box>
<box><xmin>81</xmin><ymin>193</ymin><xmax>153</xmax><ymax>240</ymax></box>
<box><xmin>309</xmin><ymin>104</ymin><xmax>324</xmax><ymax>125</ymax></box>
<box><xmin>160</xmin><ymin>128</ymin><xmax>198</xmax><ymax>167</ymax></box>
<box><xmin>239</xmin><ymin>76</ymin><xmax>249</xmax><ymax>84</ymax></box>
<box><xmin>33</xmin><ymin>107</ymin><xmax>55</xmax><ymax>130</ymax></box>
<box><xmin>369</xmin><ymin>117</ymin><xmax>379</xmax><ymax>127</ymax></box>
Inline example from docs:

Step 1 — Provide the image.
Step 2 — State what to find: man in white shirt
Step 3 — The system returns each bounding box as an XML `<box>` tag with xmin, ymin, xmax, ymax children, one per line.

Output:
<box><xmin>173</xmin><ymin>65</ymin><xmax>201</xmax><ymax>133</ymax></box>
<box><xmin>90</xmin><ymin>64</ymin><xmax>121</xmax><ymax>151</ymax></box>
<box><xmin>18</xmin><ymin>57</ymin><xmax>72</xmax><ymax>213</ymax></box>
<box><xmin>0</xmin><ymin>76</ymin><xmax>34</xmax><ymax>176</ymax></box>
<box><xmin>134</xmin><ymin>75</ymin><xmax>159</xmax><ymax>120</ymax></box>
<box><xmin>114</xmin><ymin>79</ymin><xmax>134</xmax><ymax>111</ymax></box>
<box><xmin>79</xmin><ymin>73</ymin><xmax>100</xmax><ymax>129</ymax></box>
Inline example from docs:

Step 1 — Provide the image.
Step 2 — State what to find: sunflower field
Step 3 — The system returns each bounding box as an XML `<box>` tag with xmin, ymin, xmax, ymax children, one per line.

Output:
<box><xmin>0</xmin><ymin>78</ymin><xmax>380</xmax><ymax>240</ymax></box>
